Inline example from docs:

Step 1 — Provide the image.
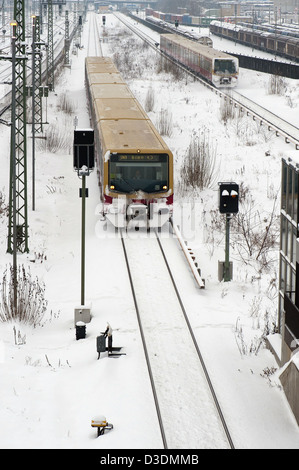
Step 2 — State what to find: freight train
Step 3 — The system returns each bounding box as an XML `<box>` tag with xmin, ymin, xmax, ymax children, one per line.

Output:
<box><xmin>145</xmin><ymin>8</ymin><xmax>250</xmax><ymax>27</ymax></box>
<box><xmin>85</xmin><ymin>57</ymin><xmax>173</xmax><ymax>230</ymax></box>
<box><xmin>209</xmin><ymin>20</ymin><xmax>299</xmax><ymax>63</ymax></box>
<box><xmin>160</xmin><ymin>33</ymin><xmax>239</xmax><ymax>87</ymax></box>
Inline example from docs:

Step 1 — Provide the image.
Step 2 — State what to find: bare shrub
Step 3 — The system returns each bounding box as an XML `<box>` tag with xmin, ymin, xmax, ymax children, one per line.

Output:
<box><xmin>111</xmin><ymin>30</ymin><xmax>153</xmax><ymax>80</ymax></box>
<box><xmin>37</xmin><ymin>121</ymin><xmax>72</xmax><ymax>153</ymax></box>
<box><xmin>203</xmin><ymin>186</ymin><xmax>279</xmax><ymax>273</ymax></box>
<box><xmin>156</xmin><ymin>55</ymin><xmax>186</xmax><ymax>81</ymax></box>
<box><xmin>231</xmin><ymin>196</ymin><xmax>280</xmax><ymax>270</ymax></box>
<box><xmin>179</xmin><ymin>129</ymin><xmax>218</xmax><ymax>194</ymax></box>
<box><xmin>285</xmin><ymin>94</ymin><xmax>296</xmax><ymax>108</ymax></box>
<box><xmin>0</xmin><ymin>189</ymin><xmax>8</xmax><ymax>217</ymax></box>
<box><xmin>254</xmin><ymin>121</ymin><xmax>275</xmax><ymax>143</ymax></box>
<box><xmin>57</xmin><ymin>93</ymin><xmax>75</xmax><ymax>114</ymax></box>
<box><xmin>156</xmin><ymin>108</ymin><xmax>173</xmax><ymax>136</ymax></box>
<box><xmin>238</xmin><ymin>181</ymin><xmax>250</xmax><ymax>201</ymax></box>
<box><xmin>0</xmin><ymin>265</ymin><xmax>48</xmax><ymax>327</ymax></box>
<box><xmin>219</xmin><ymin>95</ymin><xmax>235</xmax><ymax>124</ymax></box>
<box><xmin>144</xmin><ymin>86</ymin><xmax>155</xmax><ymax>112</ymax></box>
<box><xmin>235</xmin><ymin>316</ymin><xmax>266</xmax><ymax>356</ymax></box>
<box><xmin>267</xmin><ymin>74</ymin><xmax>286</xmax><ymax>95</ymax></box>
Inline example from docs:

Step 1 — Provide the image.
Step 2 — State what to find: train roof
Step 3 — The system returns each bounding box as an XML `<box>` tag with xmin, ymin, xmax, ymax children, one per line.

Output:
<box><xmin>85</xmin><ymin>56</ymin><xmax>119</xmax><ymax>73</ymax></box>
<box><xmin>87</xmin><ymin>72</ymin><xmax>126</xmax><ymax>85</ymax></box>
<box><xmin>89</xmin><ymin>83</ymin><xmax>134</xmax><ymax>100</ymax></box>
<box><xmin>99</xmin><ymin>119</ymin><xmax>170</xmax><ymax>153</ymax></box>
<box><xmin>93</xmin><ymin>98</ymin><xmax>149</xmax><ymax>121</ymax></box>
<box><xmin>160</xmin><ymin>33</ymin><xmax>237</xmax><ymax>60</ymax></box>
<box><xmin>86</xmin><ymin>56</ymin><xmax>114</xmax><ymax>65</ymax></box>
<box><xmin>85</xmin><ymin>57</ymin><xmax>172</xmax><ymax>155</ymax></box>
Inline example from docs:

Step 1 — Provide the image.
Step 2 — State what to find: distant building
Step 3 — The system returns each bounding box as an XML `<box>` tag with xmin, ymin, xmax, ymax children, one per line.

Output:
<box><xmin>276</xmin><ymin>157</ymin><xmax>299</xmax><ymax>425</ymax></box>
<box><xmin>279</xmin><ymin>158</ymin><xmax>299</xmax><ymax>365</ymax></box>
<box><xmin>218</xmin><ymin>1</ymin><xmax>241</xmax><ymax>16</ymax></box>
<box><xmin>273</xmin><ymin>0</ymin><xmax>299</xmax><ymax>13</ymax></box>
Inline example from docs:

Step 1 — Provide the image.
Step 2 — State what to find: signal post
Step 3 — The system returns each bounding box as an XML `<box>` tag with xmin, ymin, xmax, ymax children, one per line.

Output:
<box><xmin>73</xmin><ymin>128</ymin><xmax>94</xmax><ymax>327</ymax></box>
<box><xmin>218</xmin><ymin>182</ymin><xmax>239</xmax><ymax>282</ymax></box>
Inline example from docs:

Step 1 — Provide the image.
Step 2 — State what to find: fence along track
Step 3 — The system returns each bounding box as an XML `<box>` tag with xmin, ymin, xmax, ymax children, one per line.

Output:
<box><xmin>121</xmin><ymin>229</ymin><xmax>234</xmax><ymax>449</ymax></box>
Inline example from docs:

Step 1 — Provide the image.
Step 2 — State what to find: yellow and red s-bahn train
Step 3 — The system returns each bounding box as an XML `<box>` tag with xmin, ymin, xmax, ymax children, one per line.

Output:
<box><xmin>160</xmin><ymin>33</ymin><xmax>239</xmax><ymax>88</ymax></box>
<box><xmin>85</xmin><ymin>57</ymin><xmax>173</xmax><ymax>229</ymax></box>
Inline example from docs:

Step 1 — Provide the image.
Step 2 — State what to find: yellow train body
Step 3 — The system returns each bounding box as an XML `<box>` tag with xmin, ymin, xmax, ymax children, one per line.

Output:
<box><xmin>85</xmin><ymin>57</ymin><xmax>174</xmax><ymax>228</ymax></box>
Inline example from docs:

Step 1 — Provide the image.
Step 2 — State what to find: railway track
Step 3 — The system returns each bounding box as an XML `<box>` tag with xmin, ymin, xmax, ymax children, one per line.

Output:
<box><xmin>87</xmin><ymin>18</ymin><xmax>229</xmax><ymax>448</ymax></box>
<box><xmin>0</xmin><ymin>15</ymin><xmax>79</xmax><ymax>115</ymax></box>
<box><xmin>121</xmin><ymin>227</ymin><xmax>234</xmax><ymax>449</ymax></box>
<box><xmin>87</xmin><ymin>11</ymin><xmax>103</xmax><ymax>56</ymax></box>
<box><xmin>116</xmin><ymin>12</ymin><xmax>299</xmax><ymax>150</ymax></box>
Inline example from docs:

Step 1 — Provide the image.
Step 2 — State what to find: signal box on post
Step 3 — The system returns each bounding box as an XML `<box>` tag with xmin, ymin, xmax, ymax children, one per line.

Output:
<box><xmin>219</xmin><ymin>182</ymin><xmax>239</xmax><ymax>214</ymax></box>
<box><xmin>73</xmin><ymin>129</ymin><xmax>94</xmax><ymax>174</ymax></box>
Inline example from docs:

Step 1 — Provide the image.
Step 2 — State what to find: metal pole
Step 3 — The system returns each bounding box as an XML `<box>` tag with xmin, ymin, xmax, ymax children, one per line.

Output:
<box><xmin>7</xmin><ymin>0</ymin><xmax>29</xmax><ymax>254</ymax></box>
<box><xmin>32</xmin><ymin>15</ymin><xmax>36</xmax><ymax>211</ymax></box>
<box><xmin>11</xmin><ymin>20</ymin><xmax>17</xmax><ymax>316</ymax></box>
<box><xmin>81</xmin><ymin>173</ymin><xmax>86</xmax><ymax>306</ymax></box>
<box><xmin>224</xmin><ymin>213</ymin><xmax>231</xmax><ymax>282</ymax></box>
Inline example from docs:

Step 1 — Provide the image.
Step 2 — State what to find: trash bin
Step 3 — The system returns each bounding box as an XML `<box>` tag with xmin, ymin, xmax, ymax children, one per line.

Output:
<box><xmin>96</xmin><ymin>334</ymin><xmax>106</xmax><ymax>358</ymax></box>
<box><xmin>76</xmin><ymin>321</ymin><xmax>86</xmax><ymax>340</ymax></box>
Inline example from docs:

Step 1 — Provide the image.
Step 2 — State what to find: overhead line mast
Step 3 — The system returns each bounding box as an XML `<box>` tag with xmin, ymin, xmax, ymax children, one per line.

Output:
<box><xmin>7</xmin><ymin>0</ymin><xmax>28</xmax><ymax>254</ymax></box>
<box><xmin>47</xmin><ymin>0</ymin><xmax>54</xmax><ymax>91</ymax></box>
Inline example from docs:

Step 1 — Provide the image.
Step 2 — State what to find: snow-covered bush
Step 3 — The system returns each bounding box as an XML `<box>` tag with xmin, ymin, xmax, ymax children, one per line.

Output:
<box><xmin>57</xmin><ymin>93</ymin><xmax>75</xmax><ymax>114</ymax></box>
<box><xmin>231</xmin><ymin>195</ymin><xmax>280</xmax><ymax>271</ymax></box>
<box><xmin>219</xmin><ymin>95</ymin><xmax>236</xmax><ymax>124</ymax></box>
<box><xmin>156</xmin><ymin>108</ymin><xmax>173</xmax><ymax>136</ymax></box>
<box><xmin>0</xmin><ymin>265</ymin><xmax>48</xmax><ymax>327</ymax></box>
<box><xmin>144</xmin><ymin>86</ymin><xmax>155</xmax><ymax>112</ymax></box>
<box><xmin>179</xmin><ymin>129</ymin><xmax>218</xmax><ymax>194</ymax></box>
<box><xmin>267</xmin><ymin>74</ymin><xmax>286</xmax><ymax>95</ymax></box>
<box><xmin>156</xmin><ymin>55</ymin><xmax>186</xmax><ymax>81</ymax></box>
<box><xmin>37</xmin><ymin>120</ymin><xmax>73</xmax><ymax>153</ymax></box>
<box><xmin>0</xmin><ymin>189</ymin><xmax>8</xmax><ymax>217</ymax></box>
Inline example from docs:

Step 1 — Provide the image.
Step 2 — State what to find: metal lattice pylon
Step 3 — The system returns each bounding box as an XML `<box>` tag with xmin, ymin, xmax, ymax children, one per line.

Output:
<box><xmin>47</xmin><ymin>0</ymin><xmax>54</xmax><ymax>91</ymax></box>
<box><xmin>64</xmin><ymin>9</ymin><xmax>70</xmax><ymax>66</ymax></box>
<box><xmin>32</xmin><ymin>15</ymin><xmax>43</xmax><ymax>134</ymax></box>
<box><xmin>7</xmin><ymin>0</ymin><xmax>28</xmax><ymax>254</ymax></box>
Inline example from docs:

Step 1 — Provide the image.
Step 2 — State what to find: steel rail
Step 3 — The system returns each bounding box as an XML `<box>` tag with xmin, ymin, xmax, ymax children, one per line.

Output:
<box><xmin>155</xmin><ymin>229</ymin><xmax>235</xmax><ymax>449</ymax></box>
<box><xmin>121</xmin><ymin>227</ymin><xmax>234</xmax><ymax>449</ymax></box>
<box><xmin>120</xmin><ymin>230</ymin><xmax>168</xmax><ymax>450</ymax></box>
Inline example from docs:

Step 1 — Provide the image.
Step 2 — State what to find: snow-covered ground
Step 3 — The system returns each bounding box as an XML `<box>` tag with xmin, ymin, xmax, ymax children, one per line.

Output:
<box><xmin>0</xmin><ymin>10</ymin><xmax>299</xmax><ymax>450</ymax></box>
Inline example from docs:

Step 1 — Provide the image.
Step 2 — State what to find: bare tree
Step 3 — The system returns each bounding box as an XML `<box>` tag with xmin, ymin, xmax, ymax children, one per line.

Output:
<box><xmin>231</xmin><ymin>195</ymin><xmax>280</xmax><ymax>270</ymax></box>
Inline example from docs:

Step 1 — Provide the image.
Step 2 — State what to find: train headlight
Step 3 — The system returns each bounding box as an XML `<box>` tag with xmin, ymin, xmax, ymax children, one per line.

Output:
<box><xmin>163</xmin><ymin>185</ymin><xmax>168</xmax><ymax>190</ymax></box>
<box><xmin>110</xmin><ymin>185</ymin><xmax>115</xmax><ymax>190</ymax></box>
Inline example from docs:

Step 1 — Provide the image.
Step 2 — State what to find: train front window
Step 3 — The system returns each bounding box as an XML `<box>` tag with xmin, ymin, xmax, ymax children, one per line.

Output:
<box><xmin>214</xmin><ymin>59</ymin><xmax>236</xmax><ymax>74</ymax></box>
<box><xmin>109</xmin><ymin>154</ymin><xmax>168</xmax><ymax>194</ymax></box>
